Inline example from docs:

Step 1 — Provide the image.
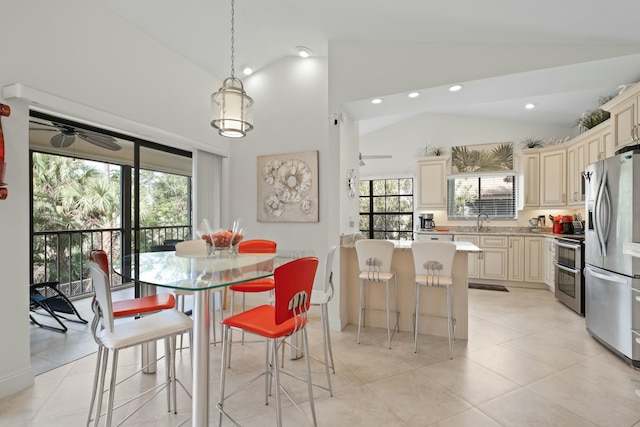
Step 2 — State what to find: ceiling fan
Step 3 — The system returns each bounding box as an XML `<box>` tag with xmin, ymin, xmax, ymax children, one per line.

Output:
<box><xmin>29</xmin><ymin>120</ymin><xmax>122</xmax><ymax>151</ymax></box>
<box><xmin>359</xmin><ymin>152</ymin><xmax>392</xmax><ymax>166</ymax></box>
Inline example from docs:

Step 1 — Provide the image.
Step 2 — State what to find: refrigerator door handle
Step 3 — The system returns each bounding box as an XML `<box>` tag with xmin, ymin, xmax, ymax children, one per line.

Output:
<box><xmin>594</xmin><ymin>170</ymin><xmax>607</xmax><ymax>257</ymax></box>
<box><xmin>600</xmin><ymin>173</ymin><xmax>611</xmax><ymax>253</ymax></box>
<box><xmin>585</xmin><ymin>266</ymin><xmax>627</xmax><ymax>285</ymax></box>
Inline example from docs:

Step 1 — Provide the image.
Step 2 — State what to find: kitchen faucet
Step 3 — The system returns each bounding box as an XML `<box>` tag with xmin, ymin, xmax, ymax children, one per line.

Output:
<box><xmin>477</xmin><ymin>213</ymin><xmax>489</xmax><ymax>232</ymax></box>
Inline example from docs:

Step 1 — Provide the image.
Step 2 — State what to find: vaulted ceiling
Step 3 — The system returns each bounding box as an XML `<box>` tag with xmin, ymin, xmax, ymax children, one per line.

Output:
<box><xmin>97</xmin><ymin>0</ymin><xmax>640</xmax><ymax>133</ymax></box>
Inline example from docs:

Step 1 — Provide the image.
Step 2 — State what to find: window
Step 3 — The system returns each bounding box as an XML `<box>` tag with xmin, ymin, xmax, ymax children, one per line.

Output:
<box><xmin>447</xmin><ymin>172</ymin><xmax>516</xmax><ymax>219</ymax></box>
<box><xmin>359</xmin><ymin>178</ymin><xmax>413</xmax><ymax>240</ymax></box>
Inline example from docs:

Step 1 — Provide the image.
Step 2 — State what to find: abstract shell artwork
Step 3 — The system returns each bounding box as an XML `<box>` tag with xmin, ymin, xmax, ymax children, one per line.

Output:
<box><xmin>257</xmin><ymin>150</ymin><xmax>319</xmax><ymax>222</ymax></box>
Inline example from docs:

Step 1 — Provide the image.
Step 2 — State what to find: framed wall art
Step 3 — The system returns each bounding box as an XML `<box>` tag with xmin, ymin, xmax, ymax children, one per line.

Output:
<box><xmin>451</xmin><ymin>141</ymin><xmax>513</xmax><ymax>173</ymax></box>
<box><xmin>257</xmin><ymin>150</ymin><xmax>319</xmax><ymax>223</ymax></box>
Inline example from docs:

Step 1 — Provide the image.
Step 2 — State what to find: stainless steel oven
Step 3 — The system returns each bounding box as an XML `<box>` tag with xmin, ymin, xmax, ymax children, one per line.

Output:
<box><xmin>554</xmin><ymin>237</ymin><xmax>585</xmax><ymax>315</ymax></box>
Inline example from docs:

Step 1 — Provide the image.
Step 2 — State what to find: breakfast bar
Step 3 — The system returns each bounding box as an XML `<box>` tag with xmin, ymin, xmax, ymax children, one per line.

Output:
<box><xmin>341</xmin><ymin>240</ymin><xmax>481</xmax><ymax>340</ymax></box>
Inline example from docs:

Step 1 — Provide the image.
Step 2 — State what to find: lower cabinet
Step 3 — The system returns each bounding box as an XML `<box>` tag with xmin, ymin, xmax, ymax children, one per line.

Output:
<box><xmin>454</xmin><ymin>235</ymin><xmax>480</xmax><ymax>279</ymax></box>
<box><xmin>524</xmin><ymin>236</ymin><xmax>545</xmax><ymax>283</ymax></box>
<box><xmin>544</xmin><ymin>236</ymin><xmax>556</xmax><ymax>290</ymax></box>
<box><xmin>480</xmin><ymin>235</ymin><xmax>508</xmax><ymax>281</ymax></box>
<box><xmin>508</xmin><ymin>236</ymin><xmax>525</xmax><ymax>282</ymax></box>
<box><xmin>508</xmin><ymin>236</ymin><xmax>545</xmax><ymax>284</ymax></box>
<box><xmin>457</xmin><ymin>234</ymin><xmax>545</xmax><ymax>285</ymax></box>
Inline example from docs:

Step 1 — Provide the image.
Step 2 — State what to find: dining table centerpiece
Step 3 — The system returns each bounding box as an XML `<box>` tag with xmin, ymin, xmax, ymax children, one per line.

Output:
<box><xmin>198</xmin><ymin>219</ymin><xmax>244</xmax><ymax>258</ymax></box>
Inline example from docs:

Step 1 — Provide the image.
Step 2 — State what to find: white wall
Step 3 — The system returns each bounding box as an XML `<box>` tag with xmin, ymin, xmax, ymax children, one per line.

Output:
<box><xmin>227</xmin><ymin>57</ymin><xmax>340</xmax><ymax>309</ymax></box>
<box><xmin>0</xmin><ymin>0</ymin><xmax>226</xmax><ymax>398</ymax></box>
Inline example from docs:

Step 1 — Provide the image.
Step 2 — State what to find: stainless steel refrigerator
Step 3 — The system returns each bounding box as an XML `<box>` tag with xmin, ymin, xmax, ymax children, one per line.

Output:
<box><xmin>584</xmin><ymin>146</ymin><xmax>640</xmax><ymax>367</ymax></box>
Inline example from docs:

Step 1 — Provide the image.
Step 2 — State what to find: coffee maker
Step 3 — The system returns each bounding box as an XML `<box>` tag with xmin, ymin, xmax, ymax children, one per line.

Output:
<box><xmin>419</xmin><ymin>213</ymin><xmax>436</xmax><ymax>230</ymax></box>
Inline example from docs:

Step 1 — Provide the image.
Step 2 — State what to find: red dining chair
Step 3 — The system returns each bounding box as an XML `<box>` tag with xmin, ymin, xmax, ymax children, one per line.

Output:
<box><xmin>217</xmin><ymin>257</ymin><xmax>319</xmax><ymax>427</ymax></box>
<box><xmin>228</xmin><ymin>239</ymin><xmax>277</xmax><ymax>352</ymax></box>
<box><xmin>86</xmin><ymin>249</ymin><xmax>177</xmax><ymax>426</ymax></box>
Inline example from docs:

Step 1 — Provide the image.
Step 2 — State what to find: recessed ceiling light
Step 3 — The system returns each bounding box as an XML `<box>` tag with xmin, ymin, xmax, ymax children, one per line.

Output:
<box><xmin>296</xmin><ymin>46</ymin><xmax>312</xmax><ymax>58</ymax></box>
<box><xmin>525</xmin><ymin>103</ymin><xmax>536</xmax><ymax>109</ymax></box>
<box><xmin>449</xmin><ymin>84</ymin><xmax>463</xmax><ymax>92</ymax></box>
<box><xmin>241</xmin><ymin>65</ymin><xmax>254</xmax><ymax>75</ymax></box>
<box><xmin>408</xmin><ymin>92</ymin><xmax>420</xmax><ymax>98</ymax></box>
<box><xmin>371</xmin><ymin>98</ymin><xmax>382</xmax><ymax>104</ymax></box>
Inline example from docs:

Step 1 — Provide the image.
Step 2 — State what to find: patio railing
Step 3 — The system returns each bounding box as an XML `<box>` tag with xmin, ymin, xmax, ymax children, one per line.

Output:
<box><xmin>31</xmin><ymin>225</ymin><xmax>192</xmax><ymax>299</ymax></box>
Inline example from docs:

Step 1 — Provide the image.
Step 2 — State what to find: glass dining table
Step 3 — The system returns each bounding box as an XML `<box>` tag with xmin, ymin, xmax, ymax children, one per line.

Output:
<box><xmin>114</xmin><ymin>250</ymin><xmax>278</xmax><ymax>427</ymax></box>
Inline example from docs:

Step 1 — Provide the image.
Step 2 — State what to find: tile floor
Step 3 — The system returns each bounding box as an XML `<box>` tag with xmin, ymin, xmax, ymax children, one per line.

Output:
<box><xmin>6</xmin><ymin>286</ymin><xmax>640</xmax><ymax>426</ymax></box>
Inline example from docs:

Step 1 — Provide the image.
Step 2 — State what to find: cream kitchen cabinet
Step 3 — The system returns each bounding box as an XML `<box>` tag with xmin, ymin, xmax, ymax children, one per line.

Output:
<box><xmin>585</xmin><ymin>121</ymin><xmax>614</xmax><ymax>164</ymax></box>
<box><xmin>540</xmin><ymin>147</ymin><xmax>567</xmax><ymax>207</ymax></box>
<box><xmin>524</xmin><ymin>236</ymin><xmax>545</xmax><ymax>283</ymax></box>
<box><xmin>602</xmin><ymin>81</ymin><xmax>640</xmax><ymax>152</ymax></box>
<box><xmin>566</xmin><ymin>139</ymin><xmax>586</xmax><ymax>206</ymax></box>
<box><xmin>454</xmin><ymin>235</ymin><xmax>480</xmax><ymax>279</ymax></box>
<box><xmin>544</xmin><ymin>236</ymin><xmax>556</xmax><ymax>290</ymax></box>
<box><xmin>416</xmin><ymin>156</ymin><xmax>449</xmax><ymax>209</ymax></box>
<box><xmin>508</xmin><ymin>236</ymin><xmax>544</xmax><ymax>284</ymax></box>
<box><xmin>455</xmin><ymin>234</ymin><xmax>508</xmax><ymax>281</ymax></box>
<box><xmin>508</xmin><ymin>236</ymin><xmax>524</xmax><ymax>282</ymax></box>
<box><xmin>521</xmin><ymin>151</ymin><xmax>540</xmax><ymax>207</ymax></box>
<box><xmin>478</xmin><ymin>235</ymin><xmax>508</xmax><ymax>281</ymax></box>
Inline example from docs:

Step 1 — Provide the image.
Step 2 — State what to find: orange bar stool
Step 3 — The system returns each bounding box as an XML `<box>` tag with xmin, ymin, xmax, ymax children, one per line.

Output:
<box><xmin>228</xmin><ymin>239</ymin><xmax>277</xmax><ymax>357</ymax></box>
<box><xmin>217</xmin><ymin>257</ymin><xmax>319</xmax><ymax>427</ymax></box>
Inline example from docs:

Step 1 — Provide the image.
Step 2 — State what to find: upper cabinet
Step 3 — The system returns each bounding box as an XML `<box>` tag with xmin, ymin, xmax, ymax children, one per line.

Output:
<box><xmin>539</xmin><ymin>147</ymin><xmax>566</xmax><ymax>207</ymax></box>
<box><xmin>416</xmin><ymin>156</ymin><xmax>449</xmax><ymax>209</ymax></box>
<box><xmin>585</xmin><ymin>121</ymin><xmax>614</xmax><ymax>165</ymax></box>
<box><xmin>602</xmin><ymin>82</ymin><xmax>640</xmax><ymax>152</ymax></box>
<box><xmin>521</xmin><ymin>151</ymin><xmax>540</xmax><ymax>207</ymax></box>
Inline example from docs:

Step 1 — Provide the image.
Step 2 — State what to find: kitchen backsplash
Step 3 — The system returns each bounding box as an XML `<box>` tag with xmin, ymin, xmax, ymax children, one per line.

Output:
<box><xmin>416</xmin><ymin>208</ymin><xmax>585</xmax><ymax>229</ymax></box>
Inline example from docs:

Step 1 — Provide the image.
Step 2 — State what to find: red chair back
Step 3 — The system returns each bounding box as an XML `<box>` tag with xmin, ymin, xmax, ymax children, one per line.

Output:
<box><xmin>274</xmin><ymin>257</ymin><xmax>318</xmax><ymax>325</ymax></box>
<box><xmin>89</xmin><ymin>249</ymin><xmax>110</xmax><ymax>276</ymax></box>
<box><xmin>238</xmin><ymin>239</ymin><xmax>277</xmax><ymax>254</ymax></box>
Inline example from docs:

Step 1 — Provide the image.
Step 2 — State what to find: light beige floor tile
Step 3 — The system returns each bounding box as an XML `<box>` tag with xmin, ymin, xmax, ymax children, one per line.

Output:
<box><xmin>429</xmin><ymin>407</ymin><xmax>502</xmax><ymax>427</ymax></box>
<box><xmin>366</xmin><ymin>369</ymin><xmax>472</xmax><ymax>425</ymax></box>
<box><xmin>526</xmin><ymin>370</ymin><xmax>640</xmax><ymax>426</ymax></box>
<box><xmin>501</xmin><ymin>335</ymin><xmax>592</xmax><ymax>370</ymax></box>
<box><xmin>420</xmin><ymin>357</ymin><xmax>518</xmax><ymax>406</ymax></box>
<box><xmin>477</xmin><ymin>388</ymin><xmax>597</xmax><ymax>426</ymax></box>
<box><xmin>465</xmin><ymin>345</ymin><xmax>557</xmax><ymax>386</ymax></box>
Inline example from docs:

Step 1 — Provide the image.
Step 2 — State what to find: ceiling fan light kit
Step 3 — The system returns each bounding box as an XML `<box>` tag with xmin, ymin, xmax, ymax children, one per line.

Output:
<box><xmin>211</xmin><ymin>0</ymin><xmax>254</xmax><ymax>138</ymax></box>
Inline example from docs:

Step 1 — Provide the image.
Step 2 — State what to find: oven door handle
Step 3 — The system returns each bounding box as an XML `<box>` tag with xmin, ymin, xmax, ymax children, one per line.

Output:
<box><xmin>553</xmin><ymin>262</ymin><xmax>580</xmax><ymax>274</ymax></box>
<box><xmin>555</xmin><ymin>241</ymin><xmax>581</xmax><ymax>250</ymax></box>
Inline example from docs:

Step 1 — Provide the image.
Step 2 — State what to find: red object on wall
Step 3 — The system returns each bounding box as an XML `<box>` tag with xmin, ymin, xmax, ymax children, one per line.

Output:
<box><xmin>0</xmin><ymin>103</ymin><xmax>10</xmax><ymax>200</ymax></box>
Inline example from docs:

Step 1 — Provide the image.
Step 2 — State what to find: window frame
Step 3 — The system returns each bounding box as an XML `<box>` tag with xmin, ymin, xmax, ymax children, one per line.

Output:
<box><xmin>358</xmin><ymin>177</ymin><xmax>414</xmax><ymax>240</ymax></box>
<box><xmin>446</xmin><ymin>171</ymin><xmax>517</xmax><ymax>219</ymax></box>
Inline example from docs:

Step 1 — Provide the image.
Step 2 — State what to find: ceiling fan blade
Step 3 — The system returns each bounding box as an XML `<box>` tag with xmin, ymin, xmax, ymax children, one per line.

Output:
<box><xmin>360</xmin><ymin>154</ymin><xmax>392</xmax><ymax>159</ymax></box>
<box><xmin>50</xmin><ymin>133</ymin><xmax>76</xmax><ymax>148</ymax></box>
<box><xmin>77</xmin><ymin>130</ymin><xmax>121</xmax><ymax>151</ymax></box>
<box><xmin>30</xmin><ymin>126</ymin><xmax>59</xmax><ymax>132</ymax></box>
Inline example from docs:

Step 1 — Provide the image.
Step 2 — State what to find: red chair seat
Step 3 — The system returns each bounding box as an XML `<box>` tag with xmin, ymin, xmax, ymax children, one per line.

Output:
<box><xmin>229</xmin><ymin>278</ymin><xmax>274</xmax><ymax>293</ymax></box>
<box><xmin>221</xmin><ymin>304</ymin><xmax>307</xmax><ymax>339</ymax></box>
<box><xmin>112</xmin><ymin>293</ymin><xmax>176</xmax><ymax>317</ymax></box>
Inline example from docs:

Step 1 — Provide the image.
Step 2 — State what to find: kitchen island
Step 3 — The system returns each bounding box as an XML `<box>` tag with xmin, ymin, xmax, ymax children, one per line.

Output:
<box><xmin>340</xmin><ymin>240</ymin><xmax>480</xmax><ymax>340</ymax></box>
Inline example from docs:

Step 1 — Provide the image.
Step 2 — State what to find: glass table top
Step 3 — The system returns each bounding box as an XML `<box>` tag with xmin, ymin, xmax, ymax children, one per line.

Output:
<box><xmin>114</xmin><ymin>251</ymin><xmax>278</xmax><ymax>291</ymax></box>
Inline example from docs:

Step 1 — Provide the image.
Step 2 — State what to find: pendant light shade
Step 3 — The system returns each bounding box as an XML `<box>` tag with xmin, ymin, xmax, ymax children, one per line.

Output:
<box><xmin>211</xmin><ymin>0</ymin><xmax>254</xmax><ymax>138</ymax></box>
<box><xmin>211</xmin><ymin>77</ymin><xmax>254</xmax><ymax>138</ymax></box>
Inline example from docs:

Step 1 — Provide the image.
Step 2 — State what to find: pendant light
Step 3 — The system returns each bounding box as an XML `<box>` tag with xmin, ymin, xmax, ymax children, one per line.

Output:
<box><xmin>211</xmin><ymin>0</ymin><xmax>254</xmax><ymax>138</ymax></box>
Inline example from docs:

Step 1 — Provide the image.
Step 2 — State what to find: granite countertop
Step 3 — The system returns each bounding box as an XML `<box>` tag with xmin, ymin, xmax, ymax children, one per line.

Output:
<box><xmin>414</xmin><ymin>227</ymin><xmax>585</xmax><ymax>239</ymax></box>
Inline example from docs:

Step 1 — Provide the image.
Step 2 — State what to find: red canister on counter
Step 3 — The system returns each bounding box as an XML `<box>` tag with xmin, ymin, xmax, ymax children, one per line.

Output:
<box><xmin>553</xmin><ymin>222</ymin><xmax>562</xmax><ymax>234</ymax></box>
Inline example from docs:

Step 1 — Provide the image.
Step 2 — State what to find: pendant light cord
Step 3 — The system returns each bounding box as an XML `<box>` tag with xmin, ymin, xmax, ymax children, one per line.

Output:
<box><xmin>230</xmin><ymin>0</ymin><xmax>235</xmax><ymax>79</ymax></box>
